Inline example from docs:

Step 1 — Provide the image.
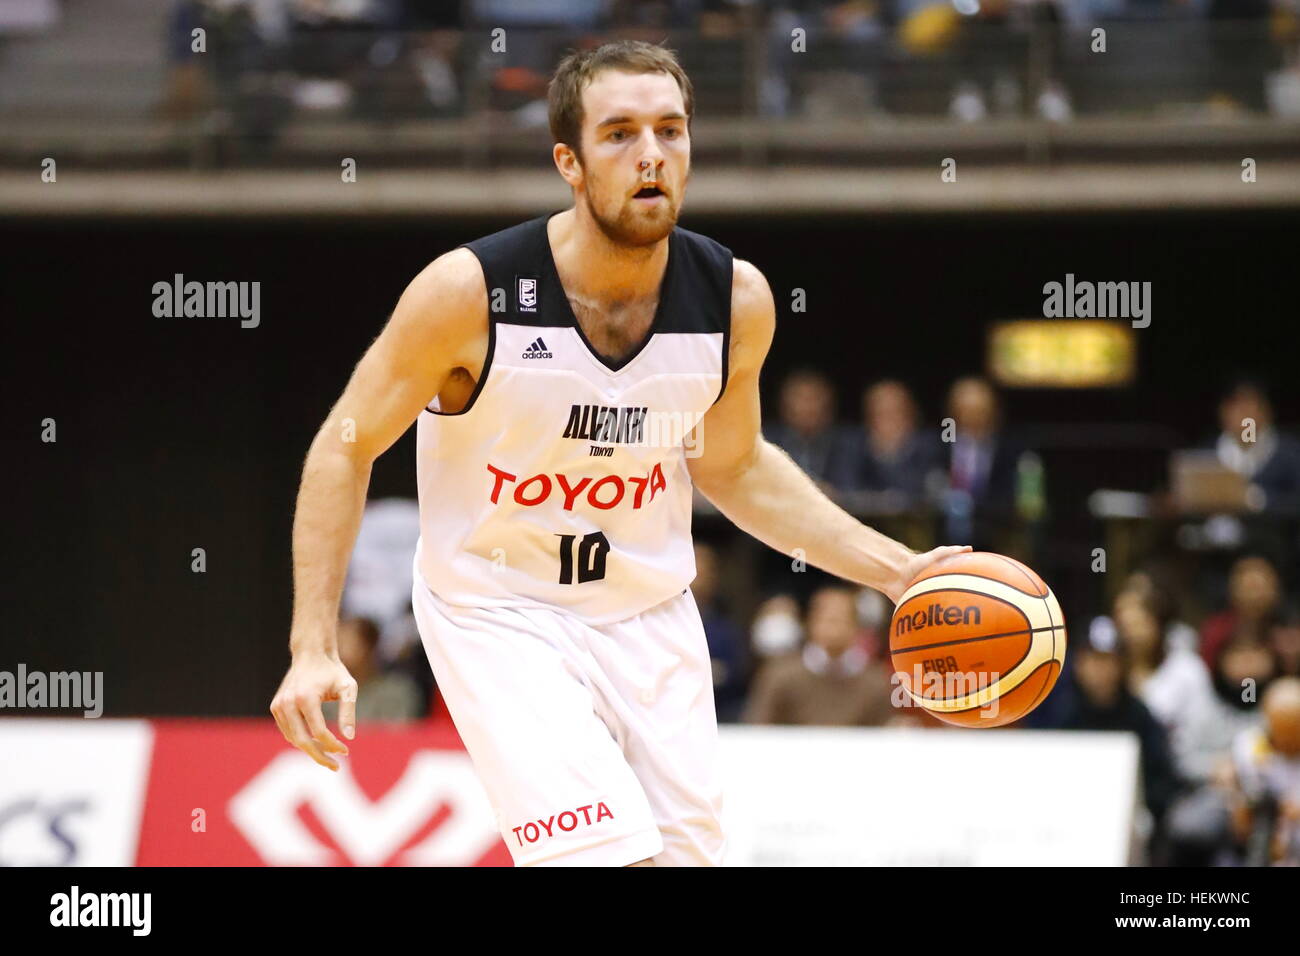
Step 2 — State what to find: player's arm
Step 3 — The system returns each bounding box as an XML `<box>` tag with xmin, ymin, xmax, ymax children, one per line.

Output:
<box><xmin>685</xmin><ymin>259</ymin><xmax>968</xmax><ymax>603</ymax></box>
<box><xmin>271</xmin><ymin>248</ymin><xmax>486</xmax><ymax>770</ymax></box>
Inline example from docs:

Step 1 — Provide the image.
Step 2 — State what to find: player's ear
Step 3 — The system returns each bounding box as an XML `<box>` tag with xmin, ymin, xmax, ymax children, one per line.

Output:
<box><xmin>553</xmin><ymin>142</ymin><xmax>583</xmax><ymax>188</ymax></box>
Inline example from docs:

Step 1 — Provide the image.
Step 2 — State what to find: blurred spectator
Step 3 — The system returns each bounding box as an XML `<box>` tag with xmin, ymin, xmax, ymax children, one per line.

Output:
<box><xmin>1108</xmin><ymin>588</ymin><xmax>1216</xmax><ymax>785</ymax></box>
<box><xmin>406</xmin><ymin>1</ymin><xmax>467</xmax><ymax>115</ymax></box>
<box><xmin>951</xmin><ymin>0</ymin><xmax>1073</xmax><ymax>122</ymax></box>
<box><xmin>1200</xmin><ymin>553</ymin><xmax>1285</xmax><ymax>669</ymax></box>
<box><xmin>693</xmin><ymin>541</ymin><xmax>749</xmax><ymax>723</ymax></box>
<box><xmin>1270</xmin><ymin>613</ymin><xmax>1300</xmax><ymax>678</ymax></box>
<box><xmin>322</xmin><ymin>616</ymin><xmax>423</xmax><ymax>723</ymax></box>
<box><xmin>1121</xmin><ymin>569</ymin><xmax>1199</xmax><ymax>654</ymax></box>
<box><xmin>1211</xmin><ymin>378</ymin><xmax>1300</xmax><ymax>514</ymax></box>
<box><xmin>194</xmin><ymin>0</ymin><xmax>294</xmax><ymax>151</ymax></box>
<box><xmin>161</xmin><ymin>1</ymin><xmax>210</xmax><ymax>120</ymax></box>
<box><xmin>1207</xmin><ymin>0</ymin><xmax>1277</xmax><ymax>113</ymax></box>
<box><xmin>749</xmin><ymin>593</ymin><xmax>804</xmax><ymax>660</ymax></box>
<box><xmin>470</xmin><ymin>0</ymin><xmax>608</xmax><ymax>124</ymax></box>
<box><xmin>1059</xmin><ymin>616</ymin><xmax>1182</xmax><ymax>840</ymax></box>
<box><xmin>1228</xmin><ymin>677</ymin><xmax>1300</xmax><ymax>864</ymax></box>
<box><xmin>940</xmin><ymin>376</ymin><xmax>1023</xmax><ymax>549</ymax></box>
<box><xmin>343</xmin><ymin>497</ymin><xmax>423</xmax><ymax>664</ymax></box>
<box><xmin>1157</xmin><ymin>629</ymin><xmax>1277</xmax><ymax>864</ymax></box>
<box><xmin>762</xmin><ymin>1</ymin><xmax>889</xmax><ymax>118</ymax></box>
<box><xmin>831</xmin><ymin>379</ymin><xmax>942</xmax><ymax>507</ymax></box>
<box><xmin>1179</xmin><ymin>633</ymin><xmax>1275</xmax><ymax>785</ymax></box>
<box><xmin>853</xmin><ymin>585</ymin><xmax>891</xmax><ymax>658</ymax></box>
<box><xmin>1164</xmin><ymin>752</ymin><xmax>1241</xmax><ymax>867</ymax></box>
<box><xmin>760</xmin><ymin>369</ymin><xmax>858</xmax><ymax>601</ymax></box>
<box><xmin>744</xmin><ymin>585</ymin><xmax>895</xmax><ymax>726</ymax></box>
<box><xmin>763</xmin><ymin>368</ymin><xmax>857</xmax><ymax>491</ymax></box>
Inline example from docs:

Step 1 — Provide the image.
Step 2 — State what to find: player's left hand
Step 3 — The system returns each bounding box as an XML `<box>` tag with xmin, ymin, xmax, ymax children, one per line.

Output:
<box><xmin>886</xmin><ymin>545</ymin><xmax>972</xmax><ymax>604</ymax></box>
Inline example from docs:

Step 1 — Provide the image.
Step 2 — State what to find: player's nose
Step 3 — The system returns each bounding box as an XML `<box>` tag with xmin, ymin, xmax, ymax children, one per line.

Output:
<box><xmin>637</xmin><ymin>154</ymin><xmax>664</xmax><ymax>185</ymax></box>
<box><xmin>637</xmin><ymin>132</ymin><xmax>665</xmax><ymax>166</ymax></box>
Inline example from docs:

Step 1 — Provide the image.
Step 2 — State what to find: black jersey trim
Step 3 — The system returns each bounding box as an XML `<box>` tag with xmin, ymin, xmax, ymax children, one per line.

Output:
<box><xmin>712</xmin><ymin>255</ymin><xmax>734</xmax><ymax>407</ymax></box>
<box><xmin>422</xmin><ymin>245</ymin><xmax>496</xmax><ymax>417</ymax></box>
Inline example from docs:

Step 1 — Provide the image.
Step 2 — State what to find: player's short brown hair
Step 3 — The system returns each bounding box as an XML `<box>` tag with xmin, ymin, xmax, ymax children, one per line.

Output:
<box><xmin>548</xmin><ymin>40</ymin><xmax>694</xmax><ymax>163</ymax></box>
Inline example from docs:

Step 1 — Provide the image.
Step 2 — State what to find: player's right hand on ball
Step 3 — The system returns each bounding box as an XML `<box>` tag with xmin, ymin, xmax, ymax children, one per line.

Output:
<box><xmin>270</xmin><ymin>652</ymin><xmax>357</xmax><ymax>771</ymax></box>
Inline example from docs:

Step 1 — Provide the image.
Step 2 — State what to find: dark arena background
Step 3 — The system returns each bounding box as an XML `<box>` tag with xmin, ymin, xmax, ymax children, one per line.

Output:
<box><xmin>4</xmin><ymin>0</ymin><xmax>1300</xmax><ymax>898</ymax></box>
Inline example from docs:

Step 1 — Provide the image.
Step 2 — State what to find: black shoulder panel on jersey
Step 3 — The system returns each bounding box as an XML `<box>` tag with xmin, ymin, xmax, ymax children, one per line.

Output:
<box><xmin>458</xmin><ymin>215</ymin><xmax>559</xmax><ymax>329</ymax></box>
<box><xmin>659</xmin><ymin>226</ymin><xmax>734</xmax><ymax>336</ymax></box>
<box><xmin>454</xmin><ymin>216</ymin><xmax>734</xmax><ymax>402</ymax></box>
<box><xmin>421</xmin><ymin>218</ymin><xmax>544</xmax><ymax>417</ymax></box>
<box><xmin>663</xmin><ymin>226</ymin><xmax>734</xmax><ymax>406</ymax></box>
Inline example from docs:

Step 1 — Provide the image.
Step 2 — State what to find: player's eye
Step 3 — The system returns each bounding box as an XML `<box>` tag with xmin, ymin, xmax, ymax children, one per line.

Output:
<box><xmin>608</xmin><ymin>129</ymin><xmax>627</xmax><ymax>142</ymax></box>
<box><xmin>660</xmin><ymin>126</ymin><xmax>681</xmax><ymax>139</ymax></box>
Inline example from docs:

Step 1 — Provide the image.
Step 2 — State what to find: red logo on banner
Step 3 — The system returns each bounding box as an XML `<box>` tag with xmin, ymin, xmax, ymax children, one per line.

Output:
<box><xmin>136</xmin><ymin>721</ymin><xmax>510</xmax><ymax>866</ymax></box>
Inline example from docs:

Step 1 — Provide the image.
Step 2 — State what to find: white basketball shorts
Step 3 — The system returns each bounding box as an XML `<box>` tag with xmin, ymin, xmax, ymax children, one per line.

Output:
<box><xmin>411</xmin><ymin>569</ymin><xmax>726</xmax><ymax>867</ymax></box>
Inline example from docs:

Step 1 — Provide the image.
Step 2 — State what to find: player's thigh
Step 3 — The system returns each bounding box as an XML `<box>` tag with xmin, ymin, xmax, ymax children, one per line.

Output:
<box><xmin>592</xmin><ymin>589</ymin><xmax>727</xmax><ymax>866</ymax></box>
<box><xmin>412</xmin><ymin>588</ymin><xmax>664</xmax><ymax>866</ymax></box>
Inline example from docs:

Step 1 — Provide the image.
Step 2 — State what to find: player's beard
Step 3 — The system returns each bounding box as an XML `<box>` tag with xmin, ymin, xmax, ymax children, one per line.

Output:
<box><xmin>582</xmin><ymin>171</ymin><xmax>681</xmax><ymax>248</ymax></box>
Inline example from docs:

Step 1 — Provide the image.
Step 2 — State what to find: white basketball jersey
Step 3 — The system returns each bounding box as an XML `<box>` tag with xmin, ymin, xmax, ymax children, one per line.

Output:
<box><xmin>414</xmin><ymin>214</ymin><xmax>734</xmax><ymax>625</ymax></box>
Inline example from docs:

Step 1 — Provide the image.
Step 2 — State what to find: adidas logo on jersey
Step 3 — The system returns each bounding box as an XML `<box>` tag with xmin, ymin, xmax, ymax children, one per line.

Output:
<box><xmin>522</xmin><ymin>337</ymin><xmax>552</xmax><ymax>359</ymax></box>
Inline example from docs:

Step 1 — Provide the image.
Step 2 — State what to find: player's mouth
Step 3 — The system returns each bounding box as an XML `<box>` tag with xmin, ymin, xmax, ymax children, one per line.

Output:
<box><xmin>632</xmin><ymin>185</ymin><xmax>666</xmax><ymax>203</ymax></box>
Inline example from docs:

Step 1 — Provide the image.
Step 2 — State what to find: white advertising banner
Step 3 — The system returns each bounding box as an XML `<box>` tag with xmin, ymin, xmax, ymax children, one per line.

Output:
<box><xmin>0</xmin><ymin>719</ymin><xmax>154</xmax><ymax>866</ymax></box>
<box><xmin>718</xmin><ymin>726</ymin><xmax>1139</xmax><ymax>866</ymax></box>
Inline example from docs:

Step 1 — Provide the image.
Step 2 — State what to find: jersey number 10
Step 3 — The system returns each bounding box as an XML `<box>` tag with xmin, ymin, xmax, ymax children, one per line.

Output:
<box><xmin>556</xmin><ymin>531</ymin><xmax>610</xmax><ymax>584</ymax></box>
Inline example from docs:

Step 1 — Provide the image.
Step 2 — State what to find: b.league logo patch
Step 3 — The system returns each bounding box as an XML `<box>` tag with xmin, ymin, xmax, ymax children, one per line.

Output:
<box><xmin>517</xmin><ymin>276</ymin><xmax>538</xmax><ymax>312</ymax></box>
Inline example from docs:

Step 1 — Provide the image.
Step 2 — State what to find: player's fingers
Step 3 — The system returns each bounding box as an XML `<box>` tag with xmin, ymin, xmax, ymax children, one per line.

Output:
<box><xmin>299</xmin><ymin>693</ymin><xmax>349</xmax><ymax>756</ymax></box>
<box><xmin>337</xmin><ymin>680</ymin><xmax>358</xmax><ymax>741</ymax></box>
<box><xmin>270</xmin><ymin>698</ymin><xmax>291</xmax><ymax>742</ymax></box>
<box><xmin>284</xmin><ymin>703</ymin><xmax>340</xmax><ymax>771</ymax></box>
<box><xmin>931</xmin><ymin>545</ymin><xmax>972</xmax><ymax>558</ymax></box>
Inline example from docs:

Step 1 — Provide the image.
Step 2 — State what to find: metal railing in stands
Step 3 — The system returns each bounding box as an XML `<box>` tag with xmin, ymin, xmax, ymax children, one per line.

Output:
<box><xmin>0</xmin><ymin>18</ymin><xmax>1297</xmax><ymax>169</ymax></box>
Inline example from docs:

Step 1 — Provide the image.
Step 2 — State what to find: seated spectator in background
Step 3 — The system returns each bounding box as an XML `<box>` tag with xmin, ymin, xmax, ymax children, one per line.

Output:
<box><xmin>1200</xmin><ymin>554</ymin><xmax>1286</xmax><ymax>669</ymax></box>
<box><xmin>1270</xmin><ymin>614</ymin><xmax>1300</xmax><ymax>679</ymax></box>
<box><xmin>1121</xmin><ymin>569</ymin><xmax>1199</xmax><ymax>654</ymax></box>
<box><xmin>940</xmin><ymin>376</ymin><xmax>1021</xmax><ymax>549</ymax></box>
<box><xmin>1211</xmin><ymin>379</ymin><xmax>1300</xmax><ymax>515</ymax></box>
<box><xmin>1206</xmin><ymin>0</ymin><xmax>1275</xmax><ymax>114</ymax></box>
<box><xmin>693</xmin><ymin>541</ymin><xmax>749</xmax><ymax>723</ymax></box>
<box><xmin>831</xmin><ymin>379</ymin><xmax>942</xmax><ymax>508</ymax></box>
<box><xmin>1059</xmin><ymin>616</ymin><xmax>1182</xmax><ymax>845</ymax></box>
<box><xmin>1178</xmin><ymin>634</ymin><xmax>1275</xmax><ymax>786</ymax></box>
<box><xmin>406</xmin><ymin>2</ymin><xmax>466</xmax><ymax>115</ymax></box>
<box><xmin>162</xmin><ymin>0</ymin><xmax>210</xmax><ymax>120</ymax></box>
<box><xmin>343</xmin><ymin>497</ymin><xmax>422</xmax><ymax>663</ymax></box>
<box><xmin>342</xmin><ymin>497</ymin><xmax>430</xmax><ymax>711</ymax></box>
<box><xmin>470</xmin><ymin>0</ymin><xmax>609</xmax><ymax>124</ymax></box>
<box><xmin>761</xmin><ymin>0</ymin><xmax>888</xmax><ymax>119</ymax></box>
<box><xmin>759</xmin><ymin>369</ymin><xmax>858</xmax><ymax>601</ymax></box>
<box><xmin>1111</xmin><ymin>586</ymin><xmax>1217</xmax><ymax>782</ymax></box>
<box><xmin>322</xmin><ymin>617</ymin><xmax>423</xmax><ymax>724</ymax></box>
<box><xmin>744</xmin><ymin>585</ymin><xmax>894</xmax><ymax>727</ymax></box>
<box><xmin>1228</xmin><ymin>678</ymin><xmax>1300</xmax><ymax>865</ymax></box>
<box><xmin>749</xmin><ymin>593</ymin><xmax>804</xmax><ymax>661</ymax></box>
<box><xmin>762</xmin><ymin>368</ymin><xmax>857</xmax><ymax>492</ymax></box>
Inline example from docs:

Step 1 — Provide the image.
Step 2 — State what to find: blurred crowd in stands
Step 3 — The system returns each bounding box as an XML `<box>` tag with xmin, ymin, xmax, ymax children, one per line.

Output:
<box><xmin>156</xmin><ymin>0</ymin><xmax>1300</xmax><ymax>134</ymax></box>
<box><xmin>337</xmin><ymin>372</ymin><xmax>1300</xmax><ymax>866</ymax></box>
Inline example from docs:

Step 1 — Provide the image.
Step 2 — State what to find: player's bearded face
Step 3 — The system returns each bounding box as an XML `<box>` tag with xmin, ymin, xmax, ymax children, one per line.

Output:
<box><xmin>575</xmin><ymin>72</ymin><xmax>690</xmax><ymax>247</ymax></box>
<box><xmin>581</xmin><ymin>154</ymin><xmax>686</xmax><ymax>247</ymax></box>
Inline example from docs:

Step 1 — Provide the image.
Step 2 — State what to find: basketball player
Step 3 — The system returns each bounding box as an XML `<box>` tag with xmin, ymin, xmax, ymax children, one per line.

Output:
<box><xmin>271</xmin><ymin>40</ymin><xmax>969</xmax><ymax>867</ymax></box>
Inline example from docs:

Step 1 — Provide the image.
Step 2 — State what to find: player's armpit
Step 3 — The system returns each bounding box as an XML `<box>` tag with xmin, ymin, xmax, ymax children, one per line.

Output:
<box><xmin>685</xmin><ymin>258</ymin><xmax>776</xmax><ymax>494</ymax></box>
<box><xmin>315</xmin><ymin>246</ymin><xmax>488</xmax><ymax>465</ymax></box>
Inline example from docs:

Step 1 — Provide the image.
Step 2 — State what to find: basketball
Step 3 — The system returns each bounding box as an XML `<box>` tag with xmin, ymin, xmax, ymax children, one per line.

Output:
<box><xmin>890</xmin><ymin>552</ymin><xmax>1067</xmax><ymax>728</ymax></box>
